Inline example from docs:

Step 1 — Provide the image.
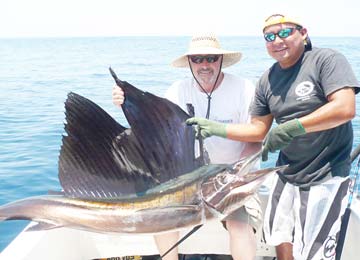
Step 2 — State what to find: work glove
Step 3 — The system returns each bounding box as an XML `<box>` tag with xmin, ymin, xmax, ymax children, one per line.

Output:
<box><xmin>262</xmin><ymin>119</ymin><xmax>306</xmax><ymax>161</ymax></box>
<box><xmin>186</xmin><ymin>117</ymin><xmax>227</xmax><ymax>139</ymax></box>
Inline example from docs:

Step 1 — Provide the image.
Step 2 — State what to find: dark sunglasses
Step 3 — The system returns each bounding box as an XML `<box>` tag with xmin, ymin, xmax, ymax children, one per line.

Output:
<box><xmin>264</xmin><ymin>27</ymin><xmax>301</xmax><ymax>42</ymax></box>
<box><xmin>189</xmin><ymin>55</ymin><xmax>221</xmax><ymax>64</ymax></box>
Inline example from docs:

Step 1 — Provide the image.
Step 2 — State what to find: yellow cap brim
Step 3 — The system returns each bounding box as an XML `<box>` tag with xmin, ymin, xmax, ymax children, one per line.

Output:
<box><xmin>263</xmin><ymin>15</ymin><xmax>303</xmax><ymax>31</ymax></box>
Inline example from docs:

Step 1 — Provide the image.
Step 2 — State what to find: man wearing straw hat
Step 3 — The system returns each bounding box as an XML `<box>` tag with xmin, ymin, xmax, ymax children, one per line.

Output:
<box><xmin>113</xmin><ymin>34</ymin><xmax>262</xmax><ymax>260</ymax></box>
<box><xmin>186</xmin><ymin>14</ymin><xmax>360</xmax><ymax>259</ymax></box>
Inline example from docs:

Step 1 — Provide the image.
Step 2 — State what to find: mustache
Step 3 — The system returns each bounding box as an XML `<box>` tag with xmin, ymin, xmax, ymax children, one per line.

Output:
<box><xmin>197</xmin><ymin>68</ymin><xmax>213</xmax><ymax>74</ymax></box>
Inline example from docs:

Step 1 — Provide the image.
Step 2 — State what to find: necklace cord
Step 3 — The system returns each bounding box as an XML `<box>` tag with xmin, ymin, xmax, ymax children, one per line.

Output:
<box><xmin>188</xmin><ymin>55</ymin><xmax>223</xmax><ymax>119</ymax></box>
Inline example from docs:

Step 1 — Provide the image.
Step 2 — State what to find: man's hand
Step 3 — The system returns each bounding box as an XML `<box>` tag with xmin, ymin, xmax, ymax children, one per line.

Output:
<box><xmin>112</xmin><ymin>85</ymin><xmax>125</xmax><ymax>107</ymax></box>
<box><xmin>262</xmin><ymin>119</ymin><xmax>306</xmax><ymax>161</ymax></box>
<box><xmin>186</xmin><ymin>117</ymin><xmax>227</xmax><ymax>139</ymax></box>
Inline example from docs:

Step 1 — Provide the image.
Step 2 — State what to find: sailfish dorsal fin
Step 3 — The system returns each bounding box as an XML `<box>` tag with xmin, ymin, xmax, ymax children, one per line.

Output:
<box><xmin>58</xmin><ymin>68</ymin><xmax>201</xmax><ymax>200</ymax></box>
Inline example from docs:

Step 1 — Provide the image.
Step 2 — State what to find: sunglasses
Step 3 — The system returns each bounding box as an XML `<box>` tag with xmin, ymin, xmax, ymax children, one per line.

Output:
<box><xmin>189</xmin><ymin>55</ymin><xmax>221</xmax><ymax>64</ymax></box>
<box><xmin>264</xmin><ymin>27</ymin><xmax>301</xmax><ymax>42</ymax></box>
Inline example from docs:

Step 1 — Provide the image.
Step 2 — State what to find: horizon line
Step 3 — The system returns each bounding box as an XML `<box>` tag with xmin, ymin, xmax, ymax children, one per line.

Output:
<box><xmin>1</xmin><ymin>34</ymin><xmax>360</xmax><ymax>40</ymax></box>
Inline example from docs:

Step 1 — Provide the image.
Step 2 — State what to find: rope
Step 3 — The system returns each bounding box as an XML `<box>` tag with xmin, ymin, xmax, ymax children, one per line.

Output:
<box><xmin>335</xmin><ymin>143</ymin><xmax>360</xmax><ymax>259</ymax></box>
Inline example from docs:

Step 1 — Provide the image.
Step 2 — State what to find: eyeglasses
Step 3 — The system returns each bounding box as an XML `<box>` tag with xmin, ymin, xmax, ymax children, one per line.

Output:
<box><xmin>264</xmin><ymin>27</ymin><xmax>301</xmax><ymax>42</ymax></box>
<box><xmin>189</xmin><ymin>55</ymin><xmax>221</xmax><ymax>64</ymax></box>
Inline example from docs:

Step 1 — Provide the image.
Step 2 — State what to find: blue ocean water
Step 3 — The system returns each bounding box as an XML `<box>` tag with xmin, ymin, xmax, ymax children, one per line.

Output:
<box><xmin>0</xmin><ymin>36</ymin><xmax>360</xmax><ymax>252</ymax></box>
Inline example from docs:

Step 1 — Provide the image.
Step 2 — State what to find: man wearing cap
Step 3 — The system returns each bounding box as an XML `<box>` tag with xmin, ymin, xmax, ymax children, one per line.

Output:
<box><xmin>186</xmin><ymin>15</ymin><xmax>360</xmax><ymax>259</ymax></box>
<box><xmin>113</xmin><ymin>34</ymin><xmax>262</xmax><ymax>260</ymax></box>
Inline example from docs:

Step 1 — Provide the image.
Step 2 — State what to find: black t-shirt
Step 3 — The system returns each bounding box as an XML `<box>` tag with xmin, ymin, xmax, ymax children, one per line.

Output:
<box><xmin>251</xmin><ymin>47</ymin><xmax>360</xmax><ymax>187</ymax></box>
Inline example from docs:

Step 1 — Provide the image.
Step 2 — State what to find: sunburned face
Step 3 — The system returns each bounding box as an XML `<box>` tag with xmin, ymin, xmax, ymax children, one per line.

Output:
<box><xmin>264</xmin><ymin>23</ymin><xmax>308</xmax><ymax>68</ymax></box>
<box><xmin>188</xmin><ymin>54</ymin><xmax>223</xmax><ymax>92</ymax></box>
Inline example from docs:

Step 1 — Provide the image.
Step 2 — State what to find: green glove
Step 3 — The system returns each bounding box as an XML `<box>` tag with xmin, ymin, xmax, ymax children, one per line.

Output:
<box><xmin>186</xmin><ymin>117</ymin><xmax>227</xmax><ymax>139</ymax></box>
<box><xmin>262</xmin><ymin>119</ymin><xmax>306</xmax><ymax>161</ymax></box>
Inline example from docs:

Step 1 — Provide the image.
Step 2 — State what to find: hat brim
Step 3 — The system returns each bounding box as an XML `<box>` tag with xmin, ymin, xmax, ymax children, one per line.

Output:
<box><xmin>263</xmin><ymin>16</ymin><xmax>303</xmax><ymax>31</ymax></box>
<box><xmin>172</xmin><ymin>48</ymin><xmax>242</xmax><ymax>68</ymax></box>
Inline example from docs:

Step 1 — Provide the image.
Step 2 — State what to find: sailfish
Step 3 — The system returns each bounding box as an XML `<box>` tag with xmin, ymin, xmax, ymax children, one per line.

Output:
<box><xmin>0</xmin><ymin>68</ymin><xmax>284</xmax><ymax>234</ymax></box>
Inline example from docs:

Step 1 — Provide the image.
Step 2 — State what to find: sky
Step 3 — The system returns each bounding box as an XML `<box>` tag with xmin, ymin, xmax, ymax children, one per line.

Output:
<box><xmin>1</xmin><ymin>0</ymin><xmax>360</xmax><ymax>38</ymax></box>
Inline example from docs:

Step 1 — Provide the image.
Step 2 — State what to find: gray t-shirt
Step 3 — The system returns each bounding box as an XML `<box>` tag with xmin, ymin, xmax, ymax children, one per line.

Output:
<box><xmin>251</xmin><ymin>47</ymin><xmax>360</xmax><ymax>187</ymax></box>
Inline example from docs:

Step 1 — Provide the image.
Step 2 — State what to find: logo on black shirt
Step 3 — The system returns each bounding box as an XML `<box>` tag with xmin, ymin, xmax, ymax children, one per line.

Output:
<box><xmin>295</xmin><ymin>81</ymin><xmax>315</xmax><ymax>101</ymax></box>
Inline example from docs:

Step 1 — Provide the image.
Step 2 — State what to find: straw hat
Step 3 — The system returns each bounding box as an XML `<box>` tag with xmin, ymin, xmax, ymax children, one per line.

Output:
<box><xmin>263</xmin><ymin>14</ymin><xmax>303</xmax><ymax>31</ymax></box>
<box><xmin>172</xmin><ymin>34</ymin><xmax>242</xmax><ymax>68</ymax></box>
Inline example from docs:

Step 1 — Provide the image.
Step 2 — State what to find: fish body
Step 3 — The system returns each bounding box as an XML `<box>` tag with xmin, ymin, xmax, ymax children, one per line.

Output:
<box><xmin>0</xmin><ymin>194</ymin><xmax>203</xmax><ymax>234</ymax></box>
<box><xmin>0</xmin><ymin>69</ymin><xmax>284</xmax><ymax>234</ymax></box>
<box><xmin>0</xmin><ymin>154</ymin><xmax>282</xmax><ymax>234</ymax></box>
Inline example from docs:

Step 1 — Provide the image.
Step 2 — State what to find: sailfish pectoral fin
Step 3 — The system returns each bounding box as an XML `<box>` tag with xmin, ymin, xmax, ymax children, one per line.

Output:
<box><xmin>231</xmin><ymin>150</ymin><xmax>261</xmax><ymax>176</ymax></box>
<box><xmin>137</xmin><ymin>205</ymin><xmax>201</xmax><ymax>214</ymax></box>
<box><xmin>25</xmin><ymin>222</ymin><xmax>63</xmax><ymax>232</ymax></box>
